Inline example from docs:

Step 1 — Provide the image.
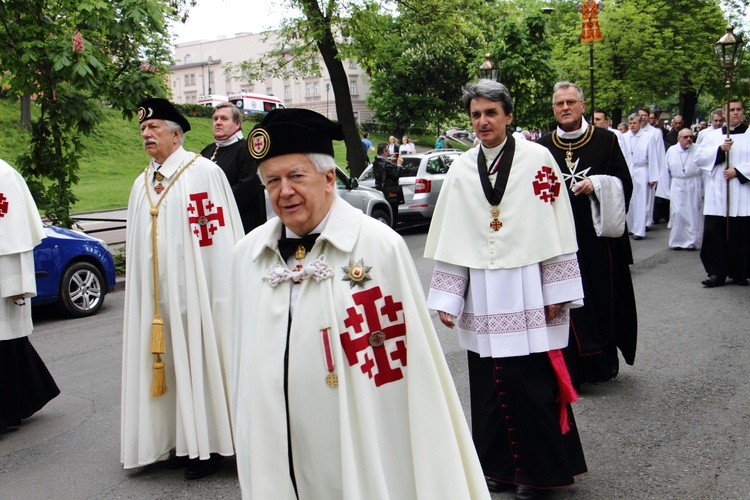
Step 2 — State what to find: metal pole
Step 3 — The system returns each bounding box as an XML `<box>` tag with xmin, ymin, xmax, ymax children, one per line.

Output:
<box><xmin>725</xmin><ymin>74</ymin><xmax>731</xmax><ymax>240</ymax></box>
<box><xmin>589</xmin><ymin>42</ymin><xmax>595</xmax><ymax>123</ymax></box>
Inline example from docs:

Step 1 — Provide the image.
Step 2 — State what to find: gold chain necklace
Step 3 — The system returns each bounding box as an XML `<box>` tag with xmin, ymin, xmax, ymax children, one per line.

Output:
<box><xmin>551</xmin><ymin>126</ymin><xmax>595</xmax><ymax>171</ymax></box>
<box><xmin>210</xmin><ymin>145</ymin><xmax>219</xmax><ymax>162</ymax></box>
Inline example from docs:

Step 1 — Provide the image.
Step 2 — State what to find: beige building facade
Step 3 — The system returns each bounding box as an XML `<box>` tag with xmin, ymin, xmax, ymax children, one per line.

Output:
<box><xmin>170</xmin><ymin>32</ymin><xmax>373</xmax><ymax>122</ymax></box>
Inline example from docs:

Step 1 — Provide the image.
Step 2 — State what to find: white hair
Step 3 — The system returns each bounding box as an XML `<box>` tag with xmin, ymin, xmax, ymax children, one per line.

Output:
<box><xmin>258</xmin><ymin>153</ymin><xmax>338</xmax><ymax>192</ymax></box>
<box><xmin>164</xmin><ymin>120</ymin><xmax>186</xmax><ymax>145</ymax></box>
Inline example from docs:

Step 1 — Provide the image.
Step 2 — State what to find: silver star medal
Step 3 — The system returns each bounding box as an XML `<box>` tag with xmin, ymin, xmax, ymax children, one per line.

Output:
<box><xmin>561</xmin><ymin>153</ymin><xmax>591</xmax><ymax>193</ymax></box>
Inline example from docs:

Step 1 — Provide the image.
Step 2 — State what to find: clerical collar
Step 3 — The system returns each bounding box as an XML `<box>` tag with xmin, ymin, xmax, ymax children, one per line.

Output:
<box><xmin>556</xmin><ymin>117</ymin><xmax>589</xmax><ymax>140</ymax></box>
<box><xmin>215</xmin><ymin>129</ymin><xmax>243</xmax><ymax>148</ymax></box>
<box><xmin>480</xmin><ymin>137</ymin><xmax>508</xmax><ymax>167</ymax></box>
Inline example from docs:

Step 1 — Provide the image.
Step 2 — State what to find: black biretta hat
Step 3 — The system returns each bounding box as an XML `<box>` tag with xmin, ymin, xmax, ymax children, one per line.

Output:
<box><xmin>137</xmin><ymin>98</ymin><xmax>191</xmax><ymax>133</ymax></box>
<box><xmin>248</xmin><ymin>108</ymin><xmax>344</xmax><ymax>161</ymax></box>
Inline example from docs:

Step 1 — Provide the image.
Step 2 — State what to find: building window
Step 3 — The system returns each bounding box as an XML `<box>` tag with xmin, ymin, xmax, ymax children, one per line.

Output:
<box><xmin>350</xmin><ymin>81</ymin><xmax>358</xmax><ymax>96</ymax></box>
<box><xmin>266</xmin><ymin>87</ymin><xmax>272</xmax><ymax>95</ymax></box>
<box><xmin>306</xmin><ymin>83</ymin><xmax>312</xmax><ymax>97</ymax></box>
<box><xmin>184</xmin><ymin>75</ymin><xmax>189</xmax><ymax>86</ymax></box>
<box><xmin>349</xmin><ymin>59</ymin><xmax>357</xmax><ymax>69</ymax></box>
<box><xmin>208</xmin><ymin>70</ymin><xmax>214</xmax><ymax>84</ymax></box>
<box><xmin>284</xmin><ymin>85</ymin><xmax>291</xmax><ymax>100</ymax></box>
<box><xmin>314</xmin><ymin>82</ymin><xmax>320</xmax><ymax>97</ymax></box>
<box><xmin>184</xmin><ymin>54</ymin><xmax>192</xmax><ymax>64</ymax></box>
<box><xmin>189</xmin><ymin>74</ymin><xmax>196</xmax><ymax>86</ymax></box>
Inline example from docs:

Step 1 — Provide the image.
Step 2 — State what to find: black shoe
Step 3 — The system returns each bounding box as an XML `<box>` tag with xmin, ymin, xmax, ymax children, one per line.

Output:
<box><xmin>486</xmin><ymin>477</ymin><xmax>512</xmax><ymax>492</ymax></box>
<box><xmin>633</xmin><ymin>235</ymin><xmax>644</xmax><ymax>240</ymax></box>
<box><xmin>166</xmin><ymin>454</ymin><xmax>191</xmax><ymax>469</ymax></box>
<box><xmin>516</xmin><ymin>485</ymin><xmax>543</xmax><ymax>500</ymax></box>
<box><xmin>185</xmin><ymin>454</ymin><xmax>224</xmax><ymax>480</ymax></box>
<box><xmin>730</xmin><ymin>277</ymin><xmax>749</xmax><ymax>286</ymax></box>
<box><xmin>701</xmin><ymin>275</ymin><xmax>726</xmax><ymax>288</ymax></box>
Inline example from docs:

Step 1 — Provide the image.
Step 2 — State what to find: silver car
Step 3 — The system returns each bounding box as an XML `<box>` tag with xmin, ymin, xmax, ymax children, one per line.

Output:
<box><xmin>359</xmin><ymin>149</ymin><xmax>462</xmax><ymax>221</ymax></box>
<box><xmin>266</xmin><ymin>167</ymin><xmax>394</xmax><ymax>226</ymax></box>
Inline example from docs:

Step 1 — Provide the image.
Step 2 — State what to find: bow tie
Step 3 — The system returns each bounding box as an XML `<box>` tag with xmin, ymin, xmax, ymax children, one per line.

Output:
<box><xmin>278</xmin><ymin>233</ymin><xmax>320</xmax><ymax>261</ymax></box>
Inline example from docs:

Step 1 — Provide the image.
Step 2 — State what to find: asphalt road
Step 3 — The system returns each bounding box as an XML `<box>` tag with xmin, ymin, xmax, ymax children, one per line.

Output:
<box><xmin>2</xmin><ymin>222</ymin><xmax>750</xmax><ymax>499</ymax></box>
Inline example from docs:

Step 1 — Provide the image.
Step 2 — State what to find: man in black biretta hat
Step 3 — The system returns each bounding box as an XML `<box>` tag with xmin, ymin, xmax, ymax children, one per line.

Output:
<box><xmin>121</xmin><ymin>96</ymin><xmax>244</xmax><ymax>479</ymax></box>
<box><xmin>247</xmin><ymin>108</ymin><xmax>345</xmax><ymax>237</ymax></box>
<box><xmin>229</xmin><ymin>111</ymin><xmax>489</xmax><ymax>499</ymax></box>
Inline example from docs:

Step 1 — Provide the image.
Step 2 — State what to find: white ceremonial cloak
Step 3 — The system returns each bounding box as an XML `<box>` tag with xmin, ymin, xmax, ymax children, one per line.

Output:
<box><xmin>694</xmin><ymin>130</ymin><xmax>750</xmax><ymax>217</ymax></box>
<box><xmin>0</xmin><ymin>160</ymin><xmax>45</xmax><ymax>340</ymax></box>
<box><xmin>659</xmin><ymin>144</ymin><xmax>704</xmax><ymax>249</ymax></box>
<box><xmin>229</xmin><ymin>197</ymin><xmax>488</xmax><ymax>500</ymax></box>
<box><xmin>624</xmin><ymin>130</ymin><xmax>661</xmax><ymax>237</ymax></box>
<box><xmin>424</xmin><ymin>141</ymin><xmax>578</xmax><ymax>269</ymax></box>
<box><xmin>121</xmin><ymin>147</ymin><xmax>244</xmax><ymax>468</ymax></box>
<box><xmin>424</xmin><ymin>142</ymin><xmax>583</xmax><ymax>359</ymax></box>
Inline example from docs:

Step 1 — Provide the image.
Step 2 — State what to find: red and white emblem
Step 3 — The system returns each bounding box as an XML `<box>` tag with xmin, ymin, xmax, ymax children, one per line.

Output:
<box><xmin>533</xmin><ymin>165</ymin><xmax>561</xmax><ymax>203</ymax></box>
<box><xmin>340</xmin><ymin>286</ymin><xmax>407</xmax><ymax>387</ymax></box>
<box><xmin>187</xmin><ymin>192</ymin><xmax>225</xmax><ymax>247</ymax></box>
<box><xmin>0</xmin><ymin>193</ymin><xmax>8</xmax><ymax>218</ymax></box>
<box><xmin>249</xmin><ymin>129</ymin><xmax>270</xmax><ymax>159</ymax></box>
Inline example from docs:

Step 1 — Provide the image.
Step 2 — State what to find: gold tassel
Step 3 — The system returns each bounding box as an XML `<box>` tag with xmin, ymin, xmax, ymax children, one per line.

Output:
<box><xmin>150</xmin><ymin>315</ymin><xmax>165</xmax><ymax>354</ymax></box>
<box><xmin>152</xmin><ymin>354</ymin><xmax>168</xmax><ymax>397</ymax></box>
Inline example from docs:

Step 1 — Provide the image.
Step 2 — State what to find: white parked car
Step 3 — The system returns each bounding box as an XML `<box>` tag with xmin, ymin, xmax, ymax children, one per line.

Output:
<box><xmin>358</xmin><ymin>149</ymin><xmax>462</xmax><ymax>222</ymax></box>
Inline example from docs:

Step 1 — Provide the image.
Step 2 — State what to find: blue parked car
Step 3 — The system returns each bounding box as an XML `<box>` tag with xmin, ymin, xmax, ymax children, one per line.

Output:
<box><xmin>32</xmin><ymin>225</ymin><xmax>117</xmax><ymax>317</ymax></box>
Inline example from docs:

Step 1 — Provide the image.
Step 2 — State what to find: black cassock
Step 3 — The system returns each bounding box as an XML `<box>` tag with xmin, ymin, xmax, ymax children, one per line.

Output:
<box><xmin>201</xmin><ymin>138</ymin><xmax>266</xmax><ymax>234</ymax></box>
<box><xmin>538</xmin><ymin>127</ymin><xmax>638</xmax><ymax>386</ymax></box>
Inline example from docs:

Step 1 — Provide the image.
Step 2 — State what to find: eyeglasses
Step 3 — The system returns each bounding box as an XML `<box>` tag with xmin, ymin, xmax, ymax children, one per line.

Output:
<box><xmin>553</xmin><ymin>99</ymin><xmax>580</xmax><ymax>109</ymax></box>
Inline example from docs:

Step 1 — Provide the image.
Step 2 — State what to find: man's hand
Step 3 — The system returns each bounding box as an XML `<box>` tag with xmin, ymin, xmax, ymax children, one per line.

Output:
<box><xmin>720</xmin><ymin>138</ymin><xmax>733</xmax><ymax>152</ymax></box>
<box><xmin>438</xmin><ymin>310</ymin><xmax>455</xmax><ymax>329</ymax></box>
<box><xmin>572</xmin><ymin>178</ymin><xmax>593</xmax><ymax>196</ymax></box>
<box><xmin>724</xmin><ymin>166</ymin><xmax>737</xmax><ymax>180</ymax></box>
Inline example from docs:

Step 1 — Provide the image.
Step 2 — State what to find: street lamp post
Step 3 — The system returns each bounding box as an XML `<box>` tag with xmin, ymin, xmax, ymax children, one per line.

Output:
<box><xmin>714</xmin><ymin>24</ymin><xmax>745</xmax><ymax>238</ymax></box>
<box><xmin>478</xmin><ymin>53</ymin><xmax>500</xmax><ymax>82</ymax></box>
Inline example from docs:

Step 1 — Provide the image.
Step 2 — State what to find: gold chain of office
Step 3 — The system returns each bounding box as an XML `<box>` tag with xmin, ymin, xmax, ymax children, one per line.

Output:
<box><xmin>550</xmin><ymin>125</ymin><xmax>595</xmax><ymax>151</ymax></box>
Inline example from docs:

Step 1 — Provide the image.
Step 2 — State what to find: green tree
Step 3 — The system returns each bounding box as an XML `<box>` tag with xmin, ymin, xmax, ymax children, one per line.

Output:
<box><xmin>348</xmin><ymin>0</ymin><xmax>485</xmax><ymax>138</ymax></box>
<box><xmin>548</xmin><ymin>0</ymin><xmax>732</xmax><ymax>125</ymax></box>
<box><xmin>0</xmin><ymin>0</ymin><xmax>175</xmax><ymax>226</ymax></box>
<box><xmin>225</xmin><ymin>0</ymin><xmax>370</xmax><ymax>177</ymax></box>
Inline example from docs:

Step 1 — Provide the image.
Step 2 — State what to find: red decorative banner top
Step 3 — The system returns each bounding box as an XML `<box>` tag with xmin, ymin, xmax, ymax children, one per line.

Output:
<box><xmin>581</xmin><ymin>0</ymin><xmax>603</xmax><ymax>44</ymax></box>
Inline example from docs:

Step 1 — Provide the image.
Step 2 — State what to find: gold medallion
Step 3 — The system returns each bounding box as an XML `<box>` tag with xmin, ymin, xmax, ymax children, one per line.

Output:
<box><xmin>326</xmin><ymin>373</ymin><xmax>338</xmax><ymax>387</ymax></box>
<box><xmin>294</xmin><ymin>245</ymin><xmax>307</xmax><ymax>260</ymax></box>
<box><xmin>154</xmin><ymin>171</ymin><xmax>165</xmax><ymax>181</ymax></box>
<box><xmin>491</xmin><ymin>206</ymin><xmax>499</xmax><ymax>218</ymax></box>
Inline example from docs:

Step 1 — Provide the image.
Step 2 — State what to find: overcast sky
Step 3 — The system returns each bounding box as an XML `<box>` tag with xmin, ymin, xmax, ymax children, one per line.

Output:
<box><xmin>171</xmin><ymin>0</ymin><xmax>286</xmax><ymax>44</ymax></box>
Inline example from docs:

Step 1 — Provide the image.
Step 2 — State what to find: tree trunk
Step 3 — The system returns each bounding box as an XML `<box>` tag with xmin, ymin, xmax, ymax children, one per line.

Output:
<box><xmin>679</xmin><ymin>89</ymin><xmax>697</xmax><ymax>128</ymax></box>
<box><xmin>298</xmin><ymin>0</ymin><xmax>368</xmax><ymax>177</ymax></box>
<box><xmin>20</xmin><ymin>93</ymin><xmax>31</xmax><ymax>130</ymax></box>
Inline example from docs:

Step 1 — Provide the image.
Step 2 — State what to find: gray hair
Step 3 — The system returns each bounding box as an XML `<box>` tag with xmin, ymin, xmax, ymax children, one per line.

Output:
<box><xmin>258</xmin><ymin>153</ymin><xmax>337</xmax><ymax>194</ymax></box>
<box><xmin>711</xmin><ymin>108</ymin><xmax>724</xmax><ymax>119</ymax></box>
<box><xmin>552</xmin><ymin>81</ymin><xmax>585</xmax><ymax>102</ymax></box>
<box><xmin>462</xmin><ymin>79</ymin><xmax>514</xmax><ymax>116</ymax></box>
<box><xmin>165</xmin><ymin>120</ymin><xmax>186</xmax><ymax>145</ymax></box>
<box><xmin>628</xmin><ymin>113</ymin><xmax>642</xmax><ymax>122</ymax></box>
<box><xmin>214</xmin><ymin>101</ymin><xmax>244</xmax><ymax>124</ymax></box>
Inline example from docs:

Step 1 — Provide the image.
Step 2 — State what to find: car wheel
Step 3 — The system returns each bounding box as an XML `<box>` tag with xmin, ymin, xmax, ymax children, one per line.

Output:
<box><xmin>371</xmin><ymin>208</ymin><xmax>392</xmax><ymax>227</ymax></box>
<box><xmin>58</xmin><ymin>261</ymin><xmax>106</xmax><ymax>318</ymax></box>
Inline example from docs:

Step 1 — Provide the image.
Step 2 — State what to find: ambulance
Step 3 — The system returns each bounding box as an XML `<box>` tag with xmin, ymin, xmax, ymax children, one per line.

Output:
<box><xmin>228</xmin><ymin>93</ymin><xmax>285</xmax><ymax>115</ymax></box>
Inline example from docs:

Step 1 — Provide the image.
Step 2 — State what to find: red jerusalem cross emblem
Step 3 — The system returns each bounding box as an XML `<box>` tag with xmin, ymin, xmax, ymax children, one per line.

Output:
<box><xmin>341</xmin><ymin>286</ymin><xmax>407</xmax><ymax>387</ymax></box>
<box><xmin>0</xmin><ymin>193</ymin><xmax>8</xmax><ymax>218</ymax></box>
<box><xmin>532</xmin><ymin>166</ymin><xmax>561</xmax><ymax>203</ymax></box>
<box><xmin>187</xmin><ymin>192</ymin><xmax>225</xmax><ymax>247</ymax></box>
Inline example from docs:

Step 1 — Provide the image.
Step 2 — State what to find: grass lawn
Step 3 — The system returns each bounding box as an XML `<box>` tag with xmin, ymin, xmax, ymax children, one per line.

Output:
<box><xmin>0</xmin><ymin>98</ymin><xmax>467</xmax><ymax>212</ymax></box>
